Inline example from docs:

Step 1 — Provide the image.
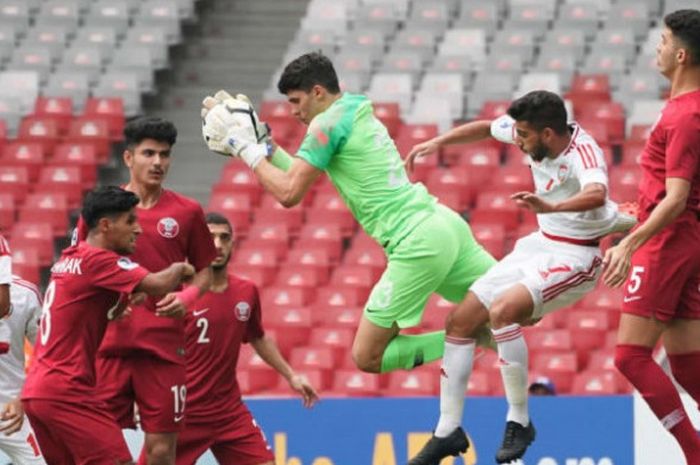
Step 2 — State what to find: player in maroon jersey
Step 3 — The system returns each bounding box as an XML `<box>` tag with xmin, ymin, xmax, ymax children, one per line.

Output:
<box><xmin>74</xmin><ymin>117</ymin><xmax>217</xmax><ymax>465</ymax></box>
<box><xmin>22</xmin><ymin>186</ymin><xmax>195</xmax><ymax>465</ymax></box>
<box><xmin>172</xmin><ymin>212</ymin><xmax>318</xmax><ymax>465</ymax></box>
<box><xmin>603</xmin><ymin>9</ymin><xmax>700</xmax><ymax>465</ymax></box>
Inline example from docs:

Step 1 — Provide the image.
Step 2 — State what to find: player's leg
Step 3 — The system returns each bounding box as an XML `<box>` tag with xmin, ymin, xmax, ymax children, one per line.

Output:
<box><xmin>210</xmin><ymin>407</ymin><xmax>274</xmax><ymax>465</ymax></box>
<box><xmin>664</xmin><ymin>272</ymin><xmax>700</xmax><ymax>405</ymax></box>
<box><xmin>132</xmin><ymin>355</ymin><xmax>186</xmax><ymax>465</ymax></box>
<box><xmin>173</xmin><ymin>422</ymin><xmax>216</xmax><ymax>465</ymax></box>
<box><xmin>95</xmin><ymin>356</ymin><xmax>138</xmax><ymax>429</ymax></box>
<box><xmin>352</xmin><ymin>208</ymin><xmax>463</xmax><ymax>373</ymax></box>
<box><xmin>615</xmin><ymin>235</ymin><xmax>700</xmax><ymax>465</ymax></box>
<box><xmin>0</xmin><ymin>415</ymin><xmax>47</xmax><ymax>465</ymax></box>
<box><xmin>24</xmin><ymin>398</ymin><xmax>133</xmax><ymax>465</ymax></box>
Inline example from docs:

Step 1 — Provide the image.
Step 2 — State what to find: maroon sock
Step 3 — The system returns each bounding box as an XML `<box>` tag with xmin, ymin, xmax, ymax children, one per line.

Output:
<box><xmin>669</xmin><ymin>351</ymin><xmax>700</xmax><ymax>407</ymax></box>
<box><xmin>616</xmin><ymin>344</ymin><xmax>700</xmax><ymax>465</ymax></box>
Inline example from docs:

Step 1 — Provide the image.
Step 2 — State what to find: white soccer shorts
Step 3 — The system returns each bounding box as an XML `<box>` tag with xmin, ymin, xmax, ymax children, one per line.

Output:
<box><xmin>0</xmin><ymin>416</ymin><xmax>46</xmax><ymax>465</ymax></box>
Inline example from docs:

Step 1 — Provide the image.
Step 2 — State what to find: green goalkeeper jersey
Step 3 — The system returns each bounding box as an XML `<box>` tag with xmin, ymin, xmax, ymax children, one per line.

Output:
<box><xmin>297</xmin><ymin>93</ymin><xmax>437</xmax><ymax>249</ymax></box>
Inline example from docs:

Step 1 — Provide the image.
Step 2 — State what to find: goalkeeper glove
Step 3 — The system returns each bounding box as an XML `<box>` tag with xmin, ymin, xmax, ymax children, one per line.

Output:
<box><xmin>211</xmin><ymin>90</ymin><xmax>271</xmax><ymax>144</ymax></box>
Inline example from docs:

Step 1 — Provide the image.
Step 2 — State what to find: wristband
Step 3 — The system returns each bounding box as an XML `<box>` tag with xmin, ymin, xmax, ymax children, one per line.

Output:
<box><xmin>176</xmin><ymin>286</ymin><xmax>200</xmax><ymax>310</ymax></box>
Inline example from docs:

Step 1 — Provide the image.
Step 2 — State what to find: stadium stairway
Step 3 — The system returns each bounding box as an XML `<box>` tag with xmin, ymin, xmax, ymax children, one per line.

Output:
<box><xmin>145</xmin><ymin>0</ymin><xmax>309</xmax><ymax>203</ymax></box>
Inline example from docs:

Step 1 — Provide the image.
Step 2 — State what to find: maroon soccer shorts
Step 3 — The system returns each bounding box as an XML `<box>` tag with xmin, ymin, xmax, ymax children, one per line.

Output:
<box><xmin>23</xmin><ymin>398</ymin><xmax>132</xmax><ymax>465</ymax></box>
<box><xmin>96</xmin><ymin>354</ymin><xmax>187</xmax><ymax>433</ymax></box>
<box><xmin>622</xmin><ymin>216</ymin><xmax>700</xmax><ymax>321</ymax></box>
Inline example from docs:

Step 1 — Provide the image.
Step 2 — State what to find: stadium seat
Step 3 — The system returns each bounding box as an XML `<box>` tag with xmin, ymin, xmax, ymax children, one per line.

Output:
<box><xmin>272</xmin><ymin>368</ymin><xmax>327</xmax><ymax>392</ymax></box>
<box><xmin>307</xmin><ymin>193</ymin><xmax>356</xmax><ymax>238</ymax></box>
<box><xmin>17</xmin><ymin>117</ymin><xmax>61</xmax><ymax>155</ymax></box>
<box><xmin>9</xmin><ymin>222</ymin><xmax>54</xmax><ymax>266</ymax></box>
<box><xmin>471</xmin><ymin>223</ymin><xmax>507</xmax><ymax>259</ymax></box>
<box><xmin>527</xmin><ymin>329</ymin><xmax>573</xmax><ymax>354</ymax></box>
<box><xmin>0</xmin><ymin>166</ymin><xmax>30</xmax><ymax>203</ymax></box>
<box><xmin>330</xmin><ymin>369</ymin><xmax>381</xmax><ymax>397</ymax></box>
<box><xmin>425</xmin><ymin>167</ymin><xmax>473</xmax><ymax>211</ymax></box>
<box><xmin>442</xmin><ymin>141</ymin><xmax>499</xmax><ymax>175</ymax></box>
<box><xmin>342</xmin><ymin>242</ymin><xmax>386</xmax><ymax>281</ymax></box>
<box><xmin>309</xmin><ymin>327</ymin><xmax>354</xmax><ymax>362</ymax></box>
<box><xmin>33</xmin><ymin>96</ymin><xmax>73</xmax><ymax>134</ymax></box>
<box><xmin>290</xmin><ymin>346</ymin><xmax>335</xmax><ymax>387</ymax></box>
<box><xmin>0</xmin><ymin>193</ymin><xmax>15</xmax><ymax>232</ymax></box>
<box><xmin>421</xmin><ymin>295</ymin><xmax>454</xmax><ymax>330</ymax></box>
<box><xmin>567</xmin><ymin>310</ymin><xmax>611</xmax><ymax>366</ymax></box>
<box><xmin>275</xmin><ymin>267</ymin><xmax>325</xmax><ymax>296</ymax></box>
<box><xmin>19</xmin><ymin>193</ymin><xmax>70</xmax><ymax>237</ymax></box>
<box><xmin>237</xmin><ymin>346</ymin><xmax>279</xmax><ymax>392</ymax></box>
<box><xmin>244</xmin><ymin>223</ymin><xmax>290</xmax><ymax>261</ymax></box>
<box><xmin>44</xmin><ymin>72</ymin><xmax>91</xmax><ymax>112</ymax></box>
<box><xmin>9</xmin><ymin>247</ymin><xmax>40</xmax><ymax>285</ymax></box>
<box><xmin>83</xmin><ymin>97</ymin><xmax>126</xmax><ymax>141</ymax></box>
<box><xmin>261</xmin><ymin>285</ymin><xmax>310</xmax><ymax>309</ymax></box>
<box><xmin>373</xmin><ymin>102</ymin><xmax>402</xmax><ymax>137</ymax></box>
<box><xmin>532</xmin><ymin>352</ymin><xmax>578</xmax><ymax>393</ymax></box>
<box><xmin>207</xmin><ymin>193</ymin><xmax>252</xmax><ymax>238</ymax></box>
<box><xmin>264</xmin><ymin>306</ymin><xmax>313</xmax><ymax>355</ymax></box>
<box><xmin>230</xmin><ymin>246</ymin><xmax>279</xmax><ymax>285</ymax></box>
<box><xmin>314</xmin><ymin>286</ymin><xmax>364</xmax><ymax>309</ymax></box>
<box><xmin>567</xmin><ymin>75</ymin><xmax>612</xmax><ymax>107</ymax></box>
<box><xmin>471</xmin><ymin>191</ymin><xmax>521</xmax><ymax>230</ymax></box>
<box><xmin>454</xmin><ymin>1</ymin><xmax>499</xmax><ymax>40</ymax></box>
<box><xmin>35</xmin><ymin>166</ymin><xmax>84</xmax><ymax>209</ymax></box>
<box><xmin>50</xmin><ymin>143</ymin><xmax>98</xmax><ymax>187</ymax></box>
<box><xmin>214</xmin><ymin>161</ymin><xmax>264</xmax><ymax>205</ymax></box>
<box><xmin>65</xmin><ymin>118</ymin><xmax>111</xmax><ymax>162</ymax></box>
<box><xmin>254</xmin><ymin>194</ymin><xmax>305</xmax><ymax>236</ymax></box>
<box><xmin>571</xmin><ymin>370</ymin><xmax>618</xmax><ymax>395</ymax></box>
<box><xmin>330</xmin><ymin>265</ymin><xmax>376</xmax><ymax>297</ymax></box>
<box><xmin>312</xmin><ymin>305</ymin><xmax>362</xmax><ymax>330</ymax></box>
<box><xmin>574</xmin><ymin>101</ymin><xmax>625</xmax><ymax>143</ymax></box>
<box><xmin>467</xmin><ymin>370</ymin><xmax>495</xmax><ymax>396</ymax></box>
<box><xmin>385</xmin><ymin>369</ymin><xmax>438</xmax><ymax>396</ymax></box>
<box><xmin>1</xmin><ymin>142</ymin><xmax>45</xmax><ymax>182</ymax></box>
<box><xmin>286</xmin><ymin>246</ymin><xmax>332</xmax><ymax>278</ymax></box>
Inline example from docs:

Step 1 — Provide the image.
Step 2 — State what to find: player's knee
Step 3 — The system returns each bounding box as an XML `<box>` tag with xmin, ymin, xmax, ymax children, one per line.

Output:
<box><xmin>489</xmin><ymin>300</ymin><xmax>519</xmax><ymax>329</ymax></box>
<box><xmin>613</xmin><ymin>345</ymin><xmax>649</xmax><ymax>380</ymax></box>
<box><xmin>445</xmin><ymin>307</ymin><xmax>488</xmax><ymax>336</ymax></box>
<box><xmin>351</xmin><ymin>346</ymin><xmax>381</xmax><ymax>373</ymax></box>
<box><xmin>145</xmin><ymin>441</ymin><xmax>175</xmax><ymax>465</ymax></box>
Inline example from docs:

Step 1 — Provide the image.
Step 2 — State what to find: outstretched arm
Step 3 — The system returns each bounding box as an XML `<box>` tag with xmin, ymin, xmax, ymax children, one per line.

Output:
<box><xmin>253</xmin><ymin>156</ymin><xmax>323</xmax><ymax>208</ymax></box>
<box><xmin>405</xmin><ymin>120</ymin><xmax>493</xmax><ymax>172</ymax></box>
<box><xmin>250</xmin><ymin>335</ymin><xmax>319</xmax><ymax>407</ymax></box>
<box><xmin>511</xmin><ymin>183</ymin><xmax>607</xmax><ymax>213</ymax></box>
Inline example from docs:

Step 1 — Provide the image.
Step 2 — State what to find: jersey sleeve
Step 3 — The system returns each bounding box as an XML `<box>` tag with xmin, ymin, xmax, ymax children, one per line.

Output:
<box><xmin>187</xmin><ymin>206</ymin><xmax>217</xmax><ymax>271</ymax></box>
<box><xmin>24</xmin><ymin>288</ymin><xmax>42</xmax><ymax>345</ymax></box>
<box><xmin>243</xmin><ymin>285</ymin><xmax>264</xmax><ymax>343</ymax></box>
<box><xmin>88</xmin><ymin>249</ymin><xmax>150</xmax><ymax>294</ymax></box>
<box><xmin>71</xmin><ymin>216</ymin><xmax>88</xmax><ymax>246</ymax></box>
<box><xmin>0</xmin><ymin>235</ymin><xmax>11</xmax><ymax>285</ymax></box>
<box><xmin>666</xmin><ymin>114</ymin><xmax>700</xmax><ymax>181</ymax></box>
<box><xmin>296</xmin><ymin>107</ymin><xmax>351</xmax><ymax>170</ymax></box>
<box><xmin>570</xmin><ymin>141</ymin><xmax>609</xmax><ymax>188</ymax></box>
<box><xmin>490</xmin><ymin>115</ymin><xmax>517</xmax><ymax>144</ymax></box>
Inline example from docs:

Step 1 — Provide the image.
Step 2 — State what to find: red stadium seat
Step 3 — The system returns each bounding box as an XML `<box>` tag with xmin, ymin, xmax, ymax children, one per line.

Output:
<box><xmin>35</xmin><ymin>166</ymin><xmax>84</xmax><ymax>209</ymax></box>
<box><xmin>244</xmin><ymin>223</ymin><xmax>290</xmax><ymax>261</ymax></box>
<box><xmin>498</xmin><ymin>164</ymin><xmax>534</xmax><ymax>193</ymax></box>
<box><xmin>230</xmin><ymin>246</ymin><xmax>279</xmax><ymax>285</ymax></box>
<box><xmin>312</xmin><ymin>305</ymin><xmax>362</xmax><ymax>329</ymax></box>
<box><xmin>263</xmin><ymin>306</ymin><xmax>312</xmax><ymax>355</ymax></box>
<box><xmin>386</xmin><ymin>370</ymin><xmax>438</xmax><ymax>396</ymax></box>
<box><xmin>471</xmin><ymin>223</ymin><xmax>507</xmax><ymax>259</ymax></box>
<box><xmin>275</xmin><ymin>267</ymin><xmax>325</xmax><ymax>296</ymax></box>
<box><xmin>214</xmin><ymin>160</ymin><xmax>264</xmax><ymax>205</ymax></box>
<box><xmin>331</xmin><ymin>369</ymin><xmax>381</xmax><ymax>397</ymax></box>
<box><xmin>532</xmin><ymin>352</ymin><xmax>578</xmax><ymax>393</ymax></box>
<box><xmin>290</xmin><ymin>346</ymin><xmax>335</xmax><ymax>387</ymax></box>
<box><xmin>273</xmin><ymin>368</ymin><xmax>327</xmax><ymax>392</ymax></box>
<box><xmin>467</xmin><ymin>370</ymin><xmax>495</xmax><ymax>396</ymax></box>
<box><xmin>0</xmin><ymin>193</ymin><xmax>15</xmax><ymax>232</ymax></box>
<box><xmin>472</xmin><ymin>191</ymin><xmax>521</xmax><ymax>230</ymax></box>
<box><xmin>10</xmin><ymin>223</ymin><xmax>54</xmax><ymax>266</ymax></box>
<box><xmin>10</xmin><ymin>247</ymin><xmax>41</xmax><ymax>284</ymax></box>
<box><xmin>425</xmin><ymin>167</ymin><xmax>473</xmax><ymax>211</ymax></box>
<box><xmin>0</xmin><ymin>167</ymin><xmax>30</xmax><ymax>203</ymax></box>
<box><xmin>526</xmin><ymin>329</ymin><xmax>572</xmax><ymax>353</ymax></box>
<box><xmin>50</xmin><ymin>143</ymin><xmax>98</xmax><ymax>187</ymax></box>
<box><xmin>567</xmin><ymin>310</ymin><xmax>610</xmax><ymax>364</ymax></box>
<box><xmin>18</xmin><ymin>117</ymin><xmax>61</xmax><ymax>155</ymax></box>
<box><xmin>609</xmin><ymin>165</ymin><xmax>642</xmax><ymax>203</ymax></box>
<box><xmin>232</xmin><ymin>265</ymin><xmax>273</xmax><ymax>287</ymax></box>
<box><xmin>207</xmin><ymin>192</ymin><xmax>252</xmax><ymax>237</ymax></box>
<box><xmin>238</xmin><ymin>345</ymin><xmax>279</xmax><ymax>391</ymax></box>
<box><xmin>34</xmin><ymin>96</ymin><xmax>73</xmax><ymax>134</ymax></box>
<box><xmin>395</xmin><ymin>124</ymin><xmax>439</xmax><ymax>157</ymax></box>
<box><xmin>309</xmin><ymin>327</ymin><xmax>354</xmax><ymax>361</ymax></box>
<box><xmin>575</xmin><ymin>101</ymin><xmax>625</xmax><ymax>143</ymax></box>
<box><xmin>373</xmin><ymin>102</ymin><xmax>402</xmax><ymax>137</ymax></box>
<box><xmin>1</xmin><ymin>142</ymin><xmax>45</xmax><ymax>182</ymax></box>
<box><xmin>330</xmin><ymin>265</ymin><xmax>376</xmax><ymax>296</ymax></box>
<box><xmin>343</xmin><ymin>242</ymin><xmax>386</xmax><ymax>281</ymax></box>
<box><xmin>477</xmin><ymin>101</ymin><xmax>511</xmax><ymax>120</ymax></box>
<box><xmin>314</xmin><ymin>286</ymin><xmax>364</xmax><ymax>308</ymax></box>
<box><xmin>443</xmin><ymin>142</ymin><xmax>499</xmax><ymax>176</ymax></box>
<box><xmin>576</xmin><ymin>286</ymin><xmax>622</xmax><ymax>311</ymax></box>
<box><xmin>19</xmin><ymin>193</ymin><xmax>70</xmax><ymax>237</ymax></box>
<box><xmin>65</xmin><ymin>118</ymin><xmax>111</xmax><ymax>162</ymax></box>
<box><xmin>254</xmin><ymin>194</ymin><xmax>305</xmax><ymax>236</ymax></box>
<box><xmin>567</xmin><ymin>74</ymin><xmax>611</xmax><ymax>105</ymax></box>
<box><xmin>286</xmin><ymin>246</ymin><xmax>332</xmax><ymax>277</ymax></box>
<box><xmin>421</xmin><ymin>295</ymin><xmax>454</xmax><ymax>330</ymax></box>
<box><xmin>571</xmin><ymin>370</ymin><xmax>619</xmax><ymax>395</ymax></box>
<box><xmin>83</xmin><ymin>97</ymin><xmax>125</xmax><ymax>141</ymax></box>
<box><xmin>298</xmin><ymin>222</ymin><xmax>344</xmax><ymax>263</ymax></box>
<box><xmin>307</xmin><ymin>192</ymin><xmax>356</xmax><ymax>238</ymax></box>
<box><xmin>406</xmin><ymin>146</ymin><xmax>438</xmax><ymax>183</ymax></box>
<box><xmin>260</xmin><ymin>286</ymin><xmax>310</xmax><ymax>308</ymax></box>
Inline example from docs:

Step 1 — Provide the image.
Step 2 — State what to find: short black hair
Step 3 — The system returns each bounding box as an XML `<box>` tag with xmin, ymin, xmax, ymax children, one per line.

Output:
<box><xmin>507</xmin><ymin>90</ymin><xmax>568</xmax><ymax>135</ymax></box>
<box><xmin>82</xmin><ymin>186</ymin><xmax>139</xmax><ymax>230</ymax></box>
<box><xmin>664</xmin><ymin>9</ymin><xmax>700</xmax><ymax>65</ymax></box>
<box><xmin>124</xmin><ymin>116</ymin><xmax>177</xmax><ymax>149</ymax></box>
<box><xmin>277</xmin><ymin>52</ymin><xmax>341</xmax><ymax>95</ymax></box>
<box><xmin>205</xmin><ymin>212</ymin><xmax>232</xmax><ymax>233</ymax></box>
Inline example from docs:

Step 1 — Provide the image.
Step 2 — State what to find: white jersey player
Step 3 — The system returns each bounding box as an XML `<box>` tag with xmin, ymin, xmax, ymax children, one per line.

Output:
<box><xmin>405</xmin><ymin>90</ymin><xmax>632</xmax><ymax>465</ymax></box>
<box><xmin>0</xmin><ymin>276</ymin><xmax>46</xmax><ymax>464</ymax></box>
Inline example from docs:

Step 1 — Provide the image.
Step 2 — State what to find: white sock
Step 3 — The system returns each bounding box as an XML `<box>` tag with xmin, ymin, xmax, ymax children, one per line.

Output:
<box><xmin>492</xmin><ymin>324</ymin><xmax>529</xmax><ymax>426</ymax></box>
<box><xmin>434</xmin><ymin>336</ymin><xmax>475</xmax><ymax>437</ymax></box>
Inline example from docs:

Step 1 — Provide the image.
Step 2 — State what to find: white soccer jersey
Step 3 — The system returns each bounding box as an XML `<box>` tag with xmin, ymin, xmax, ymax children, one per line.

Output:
<box><xmin>0</xmin><ymin>235</ymin><xmax>11</xmax><ymax>285</ymax></box>
<box><xmin>490</xmin><ymin>115</ymin><xmax>618</xmax><ymax>240</ymax></box>
<box><xmin>0</xmin><ymin>276</ymin><xmax>41</xmax><ymax>404</ymax></box>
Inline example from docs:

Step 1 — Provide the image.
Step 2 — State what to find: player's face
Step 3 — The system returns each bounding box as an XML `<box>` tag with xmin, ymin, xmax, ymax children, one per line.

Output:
<box><xmin>107</xmin><ymin>209</ymin><xmax>142</xmax><ymax>255</ymax></box>
<box><xmin>656</xmin><ymin>27</ymin><xmax>680</xmax><ymax>76</ymax></box>
<box><xmin>124</xmin><ymin>139</ymin><xmax>172</xmax><ymax>189</ymax></box>
<box><xmin>513</xmin><ymin>121</ymin><xmax>550</xmax><ymax>162</ymax></box>
<box><xmin>286</xmin><ymin>86</ymin><xmax>324</xmax><ymax>125</ymax></box>
<box><xmin>208</xmin><ymin>223</ymin><xmax>234</xmax><ymax>270</ymax></box>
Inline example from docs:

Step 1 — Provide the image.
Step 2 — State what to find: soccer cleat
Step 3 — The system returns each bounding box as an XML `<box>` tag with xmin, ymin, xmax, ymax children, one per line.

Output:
<box><xmin>495</xmin><ymin>421</ymin><xmax>536</xmax><ymax>464</ymax></box>
<box><xmin>407</xmin><ymin>427</ymin><xmax>469</xmax><ymax>465</ymax></box>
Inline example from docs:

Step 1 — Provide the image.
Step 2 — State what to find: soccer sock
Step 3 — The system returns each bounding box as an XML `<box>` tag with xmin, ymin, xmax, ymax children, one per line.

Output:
<box><xmin>380</xmin><ymin>330</ymin><xmax>445</xmax><ymax>373</ymax></box>
<box><xmin>668</xmin><ymin>351</ymin><xmax>700</xmax><ymax>406</ymax></box>
<box><xmin>493</xmin><ymin>324</ymin><xmax>530</xmax><ymax>426</ymax></box>
<box><xmin>616</xmin><ymin>344</ymin><xmax>700</xmax><ymax>464</ymax></box>
<box><xmin>434</xmin><ymin>336</ymin><xmax>475</xmax><ymax>437</ymax></box>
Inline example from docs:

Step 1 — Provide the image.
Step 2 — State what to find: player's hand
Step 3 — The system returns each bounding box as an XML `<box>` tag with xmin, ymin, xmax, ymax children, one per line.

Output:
<box><xmin>404</xmin><ymin>139</ymin><xmax>440</xmax><ymax>174</ymax></box>
<box><xmin>511</xmin><ymin>191</ymin><xmax>555</xmax><ymax>213</ymax></box>
<box><xmin>180</xmin><ymin>263</ymin><xmax>196</xmax><ymax>283</ymax></box>
<box><xmin>129</xmin><ymin>292</ymin><xmax>147</xmax><ymax>306</ymax></box>
<box><xmin>155</xmin><ymin>293</ymin><xmax>187</xmax><ymax>319</ymax></box>
<box><xmin>288</xmin><ymin>374</ymin><xmax>319</xmax><ymax>408</ymax></box>
<box><xmin>0</xmin><ymin>398</ymin><xmax>23</xmax><ymax>436</ymax></box>
<box><xmin>602</xmin><ymin>241</ymin><xmax>634</xmax><ymax>288</ymax></box>
<box><xmin>229</xmin><ymin>92</ymin><xmax>272</xmax><ymax>144</ymax></box>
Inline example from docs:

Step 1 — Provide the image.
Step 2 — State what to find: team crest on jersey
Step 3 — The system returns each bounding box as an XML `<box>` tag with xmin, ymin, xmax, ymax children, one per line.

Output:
<box><xmin>234</xmin><ymin>301</ymin><xmax>251</xmax><ymax>321</ymax></box>
<box><xmin>117</xmin><ymin>257</ymin><xmax>139</xmax><ymax>270</ymax></box>
<box><xmin>557</xmin><ymin>164</ymin><xmax>569</xmax><ymax>182</ymax></box>
<box><xmin>157</xmin><ymin>217</ymin><xmax>179</xmax><ymax>238</ymax></box>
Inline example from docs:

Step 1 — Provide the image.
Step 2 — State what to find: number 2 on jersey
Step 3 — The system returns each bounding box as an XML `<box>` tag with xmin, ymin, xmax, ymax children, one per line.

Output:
<box><xmin>196</xmin><ymin>317</ymin><xmax>210</xmax><ymax>344</ymax></box>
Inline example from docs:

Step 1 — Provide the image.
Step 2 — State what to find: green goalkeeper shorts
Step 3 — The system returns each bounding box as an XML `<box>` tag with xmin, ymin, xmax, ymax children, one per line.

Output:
<box><xmin>364</xmin><ymin>204</ymin><xmax>496</xmax><ymax>329</ymax></box>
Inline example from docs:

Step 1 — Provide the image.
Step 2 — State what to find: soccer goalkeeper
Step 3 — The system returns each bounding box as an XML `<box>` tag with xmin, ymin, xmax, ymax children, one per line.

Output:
<box><xmin>200</xmin><ymin>51</ymin><xmax>496</xmax><ymax>379</ymax></box>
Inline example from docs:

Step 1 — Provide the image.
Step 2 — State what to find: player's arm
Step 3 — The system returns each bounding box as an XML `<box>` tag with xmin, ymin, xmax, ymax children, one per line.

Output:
<box><xmin>135</xmin><ymin>262</ymin><xmax>195</xmax><ymax>296</ymax></box>
<box><xmin>0</xmin><ymin>284</ymin><xmax>8</xmax><ymax>319</ymax></box>
<box><xmin>250</xmin><ymin>335</ymin><xmax>319</xmax><ymax>407</ymax></box>
<box><xmin>511</xmin><ymin>183</ymin><xmax>607</xmax><ymax>213</ymax></box>
<box><xmin>253</xmin><ymin>155</ymin><xmax>323</xmax><ymax>208</ymax></box>
<box><xmin>405</xmin><ymin>120</ymin><xmax>493</xmax><ymax>172</ymax></box>
<box><xmin>0</xmin><ymin>235</ymin><xmax>12</xmax><ymax>318</ymax></box>
<box><xmin>603</xmin><ymin>177</ymin><xmax>690</xmax><ymax>287</ymax></box>
<box><xmin>0</xmin><ymin>398</ymin><xmax>23</xmax><ymax>435</ymax></box>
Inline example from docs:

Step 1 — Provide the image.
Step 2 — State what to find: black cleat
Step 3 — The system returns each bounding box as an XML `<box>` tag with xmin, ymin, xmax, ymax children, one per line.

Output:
<box><xmin>495</xmin><ymin>421</ymin><xmax>536</xmax><ymax>464</ymax></box>
<box><xmin>408</xmin><ymin>427</ymin><xmax>469</xmax><ymax>465</ymax></box>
